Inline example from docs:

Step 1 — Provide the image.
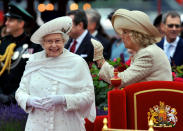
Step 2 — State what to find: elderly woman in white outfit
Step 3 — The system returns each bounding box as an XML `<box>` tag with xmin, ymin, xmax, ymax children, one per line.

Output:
<box><xmin>91</xmin><ymin>9</ymin><xmax>172</xmax><ymax>87</ymax></box>
<box><xmin>15</xmin><ymin>16</ymin><xmax>96</xmax><ymax>131</ymax></box>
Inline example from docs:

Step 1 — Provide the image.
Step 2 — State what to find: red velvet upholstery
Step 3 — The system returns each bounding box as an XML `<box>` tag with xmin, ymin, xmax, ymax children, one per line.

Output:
<box><xmin>124</xmin><ymin>81</ymin><xmax>183</xmax><ymax>130</ymax></box>
<box><xmin>108</xmin><ymin>89</ymin><xmax>127</xmax><ymax>129</ymax></box>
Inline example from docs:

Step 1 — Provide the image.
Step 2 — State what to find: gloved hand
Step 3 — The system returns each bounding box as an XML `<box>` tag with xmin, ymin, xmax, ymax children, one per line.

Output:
<box><xmin>26</xmin><ymin>96</ymin><xmax>46</xmax><ymax>110</ymax></box>
<box><xmin>42</xmin><ymin>95</ymin><xmax>66</xmax><ymax>110</ymax></box>
<box><xmin>91</xmin><ymin>38</ymin><xmax>104</xmax><ymax>61</ymax></box>
<box><xmin>0</xmin><ymin>94</ymin><xmax>9</xmax><ymax>104</ymax></box>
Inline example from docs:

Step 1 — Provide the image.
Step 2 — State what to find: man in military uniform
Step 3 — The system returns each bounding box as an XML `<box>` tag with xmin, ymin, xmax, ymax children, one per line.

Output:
<box><xmin>0</xmin><ymin>2</ymin><xmax>42</xmax><ymax>105</ymax></box>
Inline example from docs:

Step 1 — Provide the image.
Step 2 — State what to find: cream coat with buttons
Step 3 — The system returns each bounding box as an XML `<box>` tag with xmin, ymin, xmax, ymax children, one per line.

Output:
<box><xmin>15</xmin><ymin>49</ymin><xmax>96</xmax><ymax>131</ymax></box>
<box><xmin>99</xmin><ymin>44</ymin><xmax>172</xmax><ymax>87</ymax></box>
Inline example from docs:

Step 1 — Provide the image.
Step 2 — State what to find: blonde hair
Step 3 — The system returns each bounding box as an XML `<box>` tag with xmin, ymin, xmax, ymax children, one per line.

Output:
<box><xmin>128</xmin><ymin>30</ymin><xmax>157</xmax><ymax>47</ymax></box>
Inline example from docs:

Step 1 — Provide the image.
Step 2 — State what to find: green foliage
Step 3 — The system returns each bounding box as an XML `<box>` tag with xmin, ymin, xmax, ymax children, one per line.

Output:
<box><xmin>0</xmin><ymin>104</ymin><xmax>27</xmax><ymax>131</ymax></box>
<box><xmin>107</xmin><ymin>57</ymin><xmax>121</xmax><ymax>67</ymax></box>
<box><xmin>0</xmin><ymin>121</ymin><xmax>25</xmax><ymax>131</ymax></box>
<box><xmin>90</xmin><ymin>63</ymin><xmax>111</xmax><ymax>110</ymax></box>
<box><xmin>90</xmin><ymin>57</ymin><xmax>128</xmax><ymax>111</ymax></box>
<box><xmin>172</xmin><ymin>65</ymin><xmax>183</xmax><ymax>77</ymax></box>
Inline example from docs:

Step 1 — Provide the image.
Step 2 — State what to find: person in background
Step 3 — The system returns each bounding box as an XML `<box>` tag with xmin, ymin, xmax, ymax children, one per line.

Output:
<box><xmin>107</xmin><ymin>11</ymin><xmax>130</xmax><ymax>61</ymax></box>
<box><xmin>0</xmin><ymin>2</ymin><xmax>42</xmax><ymax>105</ymax></box>
<box><xmin>65</xmin><ymin>9</ymin><xmax>94</xmax><ymax>63</ymax></box>
<box><xmin>153</xmin><ymin>13</ymin><xmax>165</xmax><ymax>38</ymax></box>
<box><xmin>110</xmin><ymin>38</ymin><xmax>130</xmax><ymax>61</ymax></box>
<box><xmin>180</xmin><ymin>21</ymin><xmax>183</xmax><ymax>39</ymax></box>
<box><xmin>157</xmin><ymin>11</ymin><xmax>183</xmax><ymax>66</ymax></box>
<box><xmin>41</xmin><ymin>10</ymin><xmax>65</xmax><ymax>23</ymax></box>
<box><xmin>85</xmin><ymin>9</ymin><xmax>111</xmax><ymax>59</ymax></box>
<box><xmin>15</xmin><ymin>16</ymin><xmax>96</xmax><ymax>131</ymax></box>
<box><xmin>91</xmin><ymin>9</ymin><xmax>172</xmax><ymax>88</ymax></box>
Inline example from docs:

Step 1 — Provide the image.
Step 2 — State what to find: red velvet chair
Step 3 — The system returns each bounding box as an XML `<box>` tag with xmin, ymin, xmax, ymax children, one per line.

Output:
<box><xmin>108</xmin><ymin>81</ymin><xmax>183</xmax><ymax>131</ymax></box>
<box><xmin>86</xmin><ymin>81</ymin><xmax>183</xmax><ymax>131</ymax></box>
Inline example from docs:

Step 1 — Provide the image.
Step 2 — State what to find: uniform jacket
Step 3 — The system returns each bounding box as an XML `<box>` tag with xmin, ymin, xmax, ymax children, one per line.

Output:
<box><xmin>157</xmin><ymin>37</ymin><xmax>183</xmax><ymax>66</ymax></box>
<box><xmin>15</xmin><ymin>49</ymin><xmax>96</xmax><ymax>131</ymax></box>
<box><xmin>0</xmin><ymin>33</ymin><xmax>42</xmax><ymax>104</ymax></box>
<box><xmin>65</xmin><ymin>32</ymin><xmax>94</xmax><ymax>63</ymax></box>
<box><xmin>99</xmin><ymin>44</ymin><xmax>172</xmax><ymax>87</ymax></box>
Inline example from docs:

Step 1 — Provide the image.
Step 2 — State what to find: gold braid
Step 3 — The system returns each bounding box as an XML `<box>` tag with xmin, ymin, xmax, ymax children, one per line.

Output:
<box><xmin>0</xmin><ymin>43</ymin><xmax>16</xmax><ymax>76</ymax></box>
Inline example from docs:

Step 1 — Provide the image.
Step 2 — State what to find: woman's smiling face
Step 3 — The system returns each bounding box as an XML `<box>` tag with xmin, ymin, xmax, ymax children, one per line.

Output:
<box><xmin>42</xmin><ymin>33</ymin><xmax>65</xmax><ymax>57</ymax></box>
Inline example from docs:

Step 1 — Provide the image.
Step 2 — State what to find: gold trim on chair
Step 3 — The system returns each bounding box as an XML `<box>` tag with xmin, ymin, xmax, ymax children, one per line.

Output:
<box><xmin>102</xmin><ymin>118</ymin><xmax>154</xmax><ymax>131</ymax></box>
<box><xmin>134</xmin><ymin>89</ymin><xmax>183</xmax><ymax>129</ymax></box>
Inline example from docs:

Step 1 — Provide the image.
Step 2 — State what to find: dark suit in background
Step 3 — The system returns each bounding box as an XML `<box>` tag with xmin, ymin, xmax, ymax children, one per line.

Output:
<box><xmin>157</xmin><ymin>37</ymin><xmax>183</xmax><ymax>66</ymax></box>
<box><xmin>66</xmin><ymin>10</ymin><xmax>94</xmax><ymax>63</ymax></box>
<box><xmin>65</xmin><ymin>31</ymin><xmax>94</xmax><ymax>63</ymax></box>
<box><xmin>95</xmin><ymin>33</ymin><xmax>110</xmax><ymax>59</ymax></box>
<box><xmin>85</xmin><ymin>9</ymin><xmax>111</xmax><ymax>60</ymax></box>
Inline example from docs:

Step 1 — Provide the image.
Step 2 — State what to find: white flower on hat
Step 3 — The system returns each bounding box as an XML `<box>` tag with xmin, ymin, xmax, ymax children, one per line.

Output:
<box><xmin>31</xmin><ymin>16</ymin><xmax>72</xmax><ymax>44</ymax></box>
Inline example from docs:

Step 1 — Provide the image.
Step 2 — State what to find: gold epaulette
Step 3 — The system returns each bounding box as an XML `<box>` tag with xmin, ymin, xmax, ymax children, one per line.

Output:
<box><xmin>0</xmin><ymin>43</ymin><xmax>16</xmax><ymax>75</ymax></box>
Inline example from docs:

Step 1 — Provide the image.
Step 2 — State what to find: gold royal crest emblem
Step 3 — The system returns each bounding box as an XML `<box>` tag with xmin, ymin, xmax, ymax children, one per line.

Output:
<box><xmin>147</xmin><ymin>101</ymin><xmax>178</xmax><ymax>127</ymax></box>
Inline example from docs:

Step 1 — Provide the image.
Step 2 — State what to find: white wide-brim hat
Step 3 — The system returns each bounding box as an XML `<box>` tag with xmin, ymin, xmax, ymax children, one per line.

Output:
<box><xmin>31</xmin><ymin>16</ymin><xmax>72</xmax><ymax>44</ymax></box>
<box><xmin>112</xmin><ymin>9</ymin><xmax>161</xmax><ymax>43</ymax></box>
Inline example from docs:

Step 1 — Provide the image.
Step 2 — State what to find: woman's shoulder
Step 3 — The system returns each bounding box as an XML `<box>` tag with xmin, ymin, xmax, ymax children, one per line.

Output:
<box><xmin>134</xmin><ymin>44</ymin><xmax>156</xmax><ymax>61</ymax></box>
<box><xmin>136</xmin><ymin>44</ymin><xmax>167</xmax><ymax>62</ymax></box>
<box><xmin>138</xmin><ymin>44</ymin><xmax>163</xmax><ymax>55</ymax></box>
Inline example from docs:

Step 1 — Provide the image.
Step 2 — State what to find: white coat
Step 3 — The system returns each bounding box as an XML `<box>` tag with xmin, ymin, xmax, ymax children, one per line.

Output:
<box><xmin>15</xmin><ymin>49</ymin><xmax>96</xmax><ymax>131</ymax></box>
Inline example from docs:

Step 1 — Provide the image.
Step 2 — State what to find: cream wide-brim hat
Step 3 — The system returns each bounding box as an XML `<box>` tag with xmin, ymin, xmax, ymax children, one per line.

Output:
<box><xmin>111</xmin><ymin>9</ymin><xmax>161</xmax><ymax>43</ymax></box>
<box><xmin>31</xmin><ymin>16</ymin><xmax>72</xmax><ymax>44</ymax></box>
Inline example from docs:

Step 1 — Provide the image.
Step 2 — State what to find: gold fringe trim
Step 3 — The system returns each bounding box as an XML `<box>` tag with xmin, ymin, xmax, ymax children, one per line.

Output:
<box><xmin>0</xmin><ymin>43</ymin><xmax>16</xmax><ymax>76</ymax></box>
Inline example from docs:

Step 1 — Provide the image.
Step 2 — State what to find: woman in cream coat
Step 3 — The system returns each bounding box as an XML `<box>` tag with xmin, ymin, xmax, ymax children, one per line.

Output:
<box><xmin>15</xmin><ymin>16</ymin><xmax>96</xmax><ymax>131</ymax></box>
<box><xmin>91</xmin><ymin>9</ymin><xmax>172</xmax><ymax>87</ymax></box>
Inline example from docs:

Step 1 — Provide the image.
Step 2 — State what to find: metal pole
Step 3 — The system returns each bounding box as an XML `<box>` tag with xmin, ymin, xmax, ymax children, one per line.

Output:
<box><xmin>157</xmin><ymin>0</ymin><xmax>161</xmax><ymax>15</ymax></box>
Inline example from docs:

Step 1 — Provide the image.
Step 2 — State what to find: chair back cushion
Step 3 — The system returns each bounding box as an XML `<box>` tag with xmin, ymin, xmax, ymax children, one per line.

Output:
<box><xmin>108</xmin><ymin>89</ymin><xmax>127</xmax><ymax>129</ymax></box>
<box><xmin>124</xmin><ymin>81</ymin><xmax>183</xmax><ymax>130</ymax></box>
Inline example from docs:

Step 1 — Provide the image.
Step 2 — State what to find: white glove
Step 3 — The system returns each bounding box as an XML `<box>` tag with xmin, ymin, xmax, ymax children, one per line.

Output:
<box><xmin>42</xmin><ymin>95</ymin><xmax>66</xmax><ymax>110</ymax></box>
<box><xmin>26</xmin><ymin>96</ymin><xmax>46</xmax><ymax>110</ymax></box>
<box><xmin>91</xmin><ymin>38</ymin><xmax>104</xmax><ymax>61</ymax></box>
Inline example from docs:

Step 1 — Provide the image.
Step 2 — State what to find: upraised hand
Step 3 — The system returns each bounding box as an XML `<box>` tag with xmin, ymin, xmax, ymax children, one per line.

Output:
<box><xmin>91</xmin><ymin>38</ymin><xmax>104</xmax><ymax>61</ymax></box>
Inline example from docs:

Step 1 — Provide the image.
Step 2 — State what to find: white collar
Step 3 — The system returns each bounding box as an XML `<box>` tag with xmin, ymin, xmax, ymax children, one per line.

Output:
<box><xmin>75</xmin><ymin>30</ymin><xmax>88</xmax><ymax>44</ymax></box>
<box><xmin>164</xmin><ymin>36</ymin><xmax>179</xmax><ymax>48</ymax></box>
